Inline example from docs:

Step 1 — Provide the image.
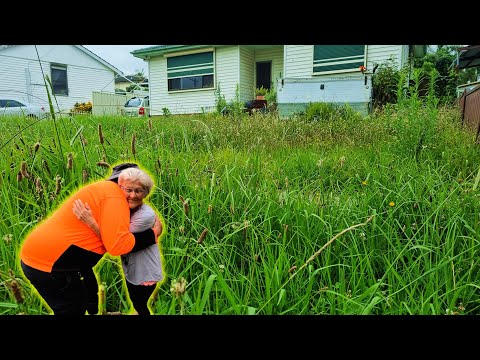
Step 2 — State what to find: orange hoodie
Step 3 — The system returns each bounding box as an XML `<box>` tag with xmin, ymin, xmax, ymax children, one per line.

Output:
<box><xmin>20</xmin><ymin>180</ymin><xmax>137</xmax><ymax>273</ymax></box>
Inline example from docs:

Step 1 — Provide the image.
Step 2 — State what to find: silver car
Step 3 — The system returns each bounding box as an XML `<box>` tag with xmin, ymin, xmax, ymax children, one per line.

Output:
<box><xmin>121</xmin><ymin>96</ymin><xmax>150</xmax><ymax>117</ymax></box>
<box><xmin>0</xmin><ymin>98</ymin><xmax>49</xmax><ymax>119</ymax></box>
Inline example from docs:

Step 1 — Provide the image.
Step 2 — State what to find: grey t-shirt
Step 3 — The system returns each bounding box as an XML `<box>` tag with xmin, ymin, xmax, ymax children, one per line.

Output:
<box><xmin>121</xmin><ymin>203</ymin><xmax>163</xmax><ymax>285</ymax></box>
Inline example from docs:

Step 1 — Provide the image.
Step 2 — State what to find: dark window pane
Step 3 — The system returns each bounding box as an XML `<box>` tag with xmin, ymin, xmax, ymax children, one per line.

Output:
<box><xmin>203</xmin><ymin>75</ymin><xmax>213</xmax><ymax>88</ymax></box>
<box><xmin>182</xmin><ymin>76</ymin><xmax>201</xmax><ymax>90</ymax></box>
<box><xmin>168</xmin><ymin>78</ymin><xmax>181</xmax><ymax>91</ymax></box>
<box><xmin>51</xmin><ymin>66</ymin><xmax>68</xmax><ymax>95</ymax></box>
<box><xmin>168</xmin><ymin>75</ymin><xmax>214</xmax><ymax>91</ymax></box>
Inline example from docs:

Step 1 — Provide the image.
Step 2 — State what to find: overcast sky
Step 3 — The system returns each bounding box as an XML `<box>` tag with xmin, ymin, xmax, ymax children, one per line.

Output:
<box><xmin>83</xmin><ymin>45</ymin><xmax>154</xmax><ymax>76</ymax></box>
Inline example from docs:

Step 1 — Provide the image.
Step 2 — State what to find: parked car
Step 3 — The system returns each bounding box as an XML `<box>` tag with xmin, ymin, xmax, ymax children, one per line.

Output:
<box><xmin>121</xmin><ymin>96</ymin><xmax>150</xmax><ymax>117</ymax></box>
<box><xmin>0</xmin><ymin>98</ymin><xmax>49</xmax><ymax>119</ymax></box>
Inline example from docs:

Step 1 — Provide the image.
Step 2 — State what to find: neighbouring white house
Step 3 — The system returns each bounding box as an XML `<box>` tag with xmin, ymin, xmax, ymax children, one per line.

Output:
<box><xmin>115</xmin><ymin>74</ymin><xmax>148</xmax><ymax>93</ymax></box>
<box><xmin>0</xmin><ymin>45</ymin><xmax>122</xmax><ymax>114</ymax></box>
<box><xmin>131</xmin><ymin>45</ymin><xmax>426</xmax><ymax>117</ymax></box>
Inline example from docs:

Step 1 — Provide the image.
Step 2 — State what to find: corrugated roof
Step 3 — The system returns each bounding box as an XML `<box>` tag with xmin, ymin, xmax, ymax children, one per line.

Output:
<box><xmin>457</xmin><ymin>45</ymin><xmax>480</xmax><ymax>70</ymax></box>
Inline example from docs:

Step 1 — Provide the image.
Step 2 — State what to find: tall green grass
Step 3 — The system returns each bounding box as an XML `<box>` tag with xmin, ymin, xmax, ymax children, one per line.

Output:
<box><xmin>0</xmin><ymin>95</ymin><xmax>479</xmax><ymax>315</ymax></box>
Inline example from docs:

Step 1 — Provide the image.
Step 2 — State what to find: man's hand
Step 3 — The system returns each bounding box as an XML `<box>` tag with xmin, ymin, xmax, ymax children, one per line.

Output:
<box><xmin>73</xmin><ymin>199</ymin><xmax>101</xmax><ymax>238</ymax></box>
<box><xmin>73</xmin><ymin>199</ymin><xmax>92</xmax><ymax>222</ymax></box>
<box><xmin>152</xmin><ymin>214</ymin><xmax>163</xmax><ymax>241</ymax></box>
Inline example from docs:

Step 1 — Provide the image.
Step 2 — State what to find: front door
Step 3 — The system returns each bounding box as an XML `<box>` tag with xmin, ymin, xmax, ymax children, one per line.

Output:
<box><xmin>256</xmin><ymin>61</ymin><xmax>272</xmax><ymax>90</ymax></box>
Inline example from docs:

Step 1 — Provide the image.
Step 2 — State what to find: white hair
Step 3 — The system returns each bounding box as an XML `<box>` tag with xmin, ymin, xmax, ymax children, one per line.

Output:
<box><xmin>118</xmin><ymin>167</ymin><xmax>154</xmax><ymax>195</ymax></box>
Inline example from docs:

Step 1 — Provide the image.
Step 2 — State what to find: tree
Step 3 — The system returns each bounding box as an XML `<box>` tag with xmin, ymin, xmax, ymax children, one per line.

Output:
<box><xmin>125</xmin><ymin>70</ymin><xmax>148</xmax><ymax>93</ymax></box>
<box><xmin>413</xmin><ymin>45</ymin><xmax>477</xmax><ymax>104</ymax></box>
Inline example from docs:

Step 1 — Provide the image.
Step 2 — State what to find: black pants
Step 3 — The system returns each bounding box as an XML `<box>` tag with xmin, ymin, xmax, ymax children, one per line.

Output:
<box><xmin>126</xmin><ymin>280</ymin><xmax>156</xmax><ymax>315</ymax></box>
<box><xmin>21</xmin><ymin>260</ymin><xmax>99</xmax><ymax>315</ymax></box>
<box><xmin>83</xmin><ymin>267</ymin><xmax>100</xmax><ymax>315</ymax></box>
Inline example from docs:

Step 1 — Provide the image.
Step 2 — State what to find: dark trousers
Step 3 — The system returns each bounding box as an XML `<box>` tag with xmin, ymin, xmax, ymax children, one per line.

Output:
<box><xmin>21</xmin><ymin>260</ymin><xmax>99</xmax><ymax>315</ymax></box>
<box><xmin>83</xmin><ymin>267</ymin><xmax>100</xmax><ymax>314</ymax></box>
<box><xmin>126</xmin><ymin>280</ymin><xmax>156</xmax><ymax>315</ymax></box>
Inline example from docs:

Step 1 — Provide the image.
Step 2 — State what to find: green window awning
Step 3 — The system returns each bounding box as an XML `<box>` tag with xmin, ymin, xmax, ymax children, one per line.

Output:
<box><xmin>313</xmin><ymin>45</ymin><xmax>365</xmax><ymax>73</ymax></box>
<box><xmin>167</xmin><ymin>51</ymin><xmax>214</xmax><ymax>79</ymax></box>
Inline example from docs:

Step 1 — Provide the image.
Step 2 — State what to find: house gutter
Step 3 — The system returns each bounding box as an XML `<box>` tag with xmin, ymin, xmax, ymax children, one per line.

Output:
<box><xmin>131</xmin><ymin>45</ymin><xmax>227</xmax><ymax>59</ymax></box>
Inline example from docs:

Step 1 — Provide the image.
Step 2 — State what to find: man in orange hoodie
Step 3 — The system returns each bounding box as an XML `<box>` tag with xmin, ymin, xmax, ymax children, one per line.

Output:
<box><xmin>19</xmin><ymin>163</ymin><xmax>162</xmax><ymax>315</ymax></box>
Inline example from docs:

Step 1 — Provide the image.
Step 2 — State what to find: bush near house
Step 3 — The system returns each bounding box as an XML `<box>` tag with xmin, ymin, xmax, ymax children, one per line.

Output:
<box><xmin>70</xmin><ymin>102</ymin><xmax>93</xmax><ymax>114</ymax></box>
<box><xmin>373</xmin><ymin>45</ymin><xmax>478</xmax><ymax>109</ymax></box>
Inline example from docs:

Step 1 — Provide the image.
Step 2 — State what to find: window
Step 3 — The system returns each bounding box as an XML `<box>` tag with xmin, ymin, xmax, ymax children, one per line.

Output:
<box><xmin>167</xmin><ymin>51</ymin><xmax>214</xmax><ymax>92</ymax></box>
<box><xmin>125</xmin><ymin>98</ymin><xmax>143</xmax><ymax>107</ymax></box>
<box><xmin>313</xmin><ymin>45</ymin><xmax>365</xmax><ymax>75</ymax></box>
<box><xmin>51</xmin><ymin>64</ymin><xmax>68</xmax><ymax>95</ymax></box>
<box><xmin>1</xmin><ymin>100</ymin><xmax>23</xmax><ymax>107</ymax></box>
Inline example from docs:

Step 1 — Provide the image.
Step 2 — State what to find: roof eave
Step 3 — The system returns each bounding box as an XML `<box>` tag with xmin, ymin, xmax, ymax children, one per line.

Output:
<box><xmin>77</xmin><ymin>45</ymin><xmax>124</xmax><ymax>75</ymax></box>
<box><xmin>131</xmin><ymin>45</ymin><xmax>219</xmax><ymax>59</ymax></box>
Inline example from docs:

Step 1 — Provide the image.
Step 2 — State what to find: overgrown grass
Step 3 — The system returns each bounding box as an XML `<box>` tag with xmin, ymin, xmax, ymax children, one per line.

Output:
<box><xmin>0</xmin><ymin>97</ymin><xmax>479</xmax><ymax>315</ymax></box>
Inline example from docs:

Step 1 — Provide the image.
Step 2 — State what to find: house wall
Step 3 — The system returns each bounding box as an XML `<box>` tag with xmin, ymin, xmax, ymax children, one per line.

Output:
<box><xmin>146</xmin><ymin>44</ymin><xmax>406</xmax><ymax>116</ymax></box>
<box><xmin>149</xmin><ymin>46</ymin><xmax>241</xmax><ymax>115</ymax></box>
<box><xmin>115</xmin><ymin>82</ymin><xmax>130</xmax><ymax>91</ymax></box>
<box><xmin>284</xmin><ymin>45</ymin><xmax>408</xmax><ymax>78</ymax></box>
<box><xmin>367</xmin><ymin>45</ymin><xmax>408</xmax><ymax>69</ymax></box>
<box><xmin>217</xmin><ymin>46</ymin><xmax>241</xmax><ymax>104</ymax></box>
<box><xmin>0</xmin><ymin>45</ymin><xmax>115</xmax><ymax>113</ymax></box>
<box><xmin>239</xmin><ymin>47</ymin><xmax>255</xmax><ymax>102</ymax></box>
<box><xmin>279</xmin><ymin>45</ymin><xmax>409</xmax><ymax>118</ymax></box>
<box><xmin>238</xmin><ymin>46</ymin><xmax>284</xmax><ymax>101</ymax></box>
<box><xmin>283</xmin><ymin>45</ymin><xmax>313</xmax><ymax>78</ymax></box>
<box><xmin>277</xmin><ymin>75</ymin><xmax>373</xmax><ymax>117</ymax></box>
<box><xmin>254</xmin><ymin>46</ymin><xmax>284</xmax><ymax>93</ymax></box>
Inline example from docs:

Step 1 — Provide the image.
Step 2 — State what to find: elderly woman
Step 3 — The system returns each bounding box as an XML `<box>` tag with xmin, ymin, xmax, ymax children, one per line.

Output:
<box><xmin>73</xmin><ymin>166</ymin><xmax>164</xmax><ymax>315</ymax></box>
<box><xmin>20</xmin><ymin>163</ymin><xmax>162</xmax><ymax>315</ymax></box>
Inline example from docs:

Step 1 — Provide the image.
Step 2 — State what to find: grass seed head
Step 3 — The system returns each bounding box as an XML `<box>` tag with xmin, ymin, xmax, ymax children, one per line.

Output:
<box><xmin>43</xmin><ymin>159</ymin><xmax>51</xmax><ymax>176</ymax></box>
<box><xmin>80</xmin><ymin>134</ymin><xmax>88</xmax><ymax>146</ymax></box>
<box><xmin>96</xmin><ymin>161</ymin><xmax>110</xmax><ymax>168</ymax></box>
<box><xmin>55</xmin><ymin>174</ymin><xmax>62</xmax><ymax>194</ymax></box>
<box><xmin>170</xmin><ymin>277</ymin><xmax>187</xmax><ymax>298</ymax></box>
<box><xmin>197</xmin><ymin>228</ymin><xmax>208</xmax><ymax>244</ymax></box>
<box><xmin>35</xmin><ymin>177</ymin><xmax>43</xmax><ymax>195</ymax></box>
<box><xmin>67</xmin><ymin>152</ymin><xmax>73</xmax><ymax>170</ymax></box>
<box><xmin>9</xmin><ymin>280</ymin><xmax>24</xmax><ymax>304</ymax></box>
<box><xmin>131</xmin><ymin>133</ymin><xmax>136</xmax><ymax>157</ymax></box>
<box><xmin>20</xmin><ymin>161</ymin><xmax>30</xmax><ymax>178</ymax></box>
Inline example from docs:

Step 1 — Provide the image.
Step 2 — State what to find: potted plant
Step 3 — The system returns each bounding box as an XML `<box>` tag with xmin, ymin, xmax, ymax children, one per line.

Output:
<box><xmin>265</xmin><ymin>88</ymin><xmax>277</xmax><ymax>112</ymax></box>
<box><xmin>255</xmin><ymin>86</ymin><xmax>267</xmax><ymax>100</ymax></box>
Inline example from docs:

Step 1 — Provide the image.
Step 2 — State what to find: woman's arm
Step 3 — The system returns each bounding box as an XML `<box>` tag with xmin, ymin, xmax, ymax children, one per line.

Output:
<box><xmin>73</xmin><ymin>199</ymin><xmax>101</xmax><ymax>238</ymax></box>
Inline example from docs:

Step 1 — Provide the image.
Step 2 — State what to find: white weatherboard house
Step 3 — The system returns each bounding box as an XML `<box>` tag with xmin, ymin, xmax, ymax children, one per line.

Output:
<box><xmin>0</xmin><ymin>45</ymin><xmax>122</xmax><ymax>114</ymax></box>
<box><xmin>132</xmin><ymin>45</ymin><xmax>426</xmax><ymax>117</ymax></box>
